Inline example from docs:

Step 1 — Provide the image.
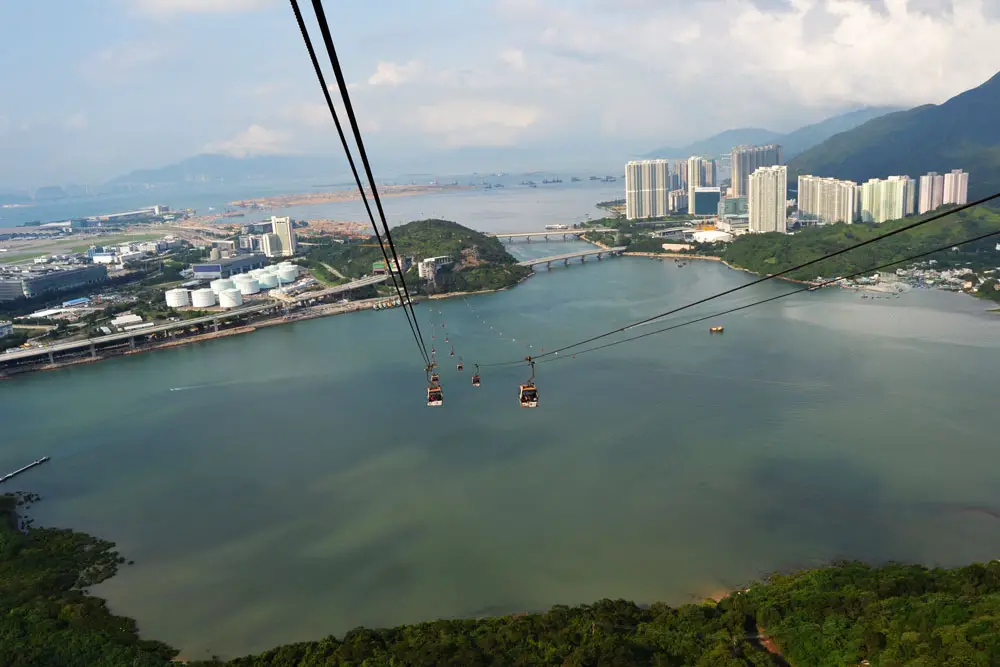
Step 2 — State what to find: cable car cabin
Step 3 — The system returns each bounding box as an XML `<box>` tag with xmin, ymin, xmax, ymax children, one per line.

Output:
<box><xmin>430</xmin><ymin>372</ymin><xmax>440</xmax><ymax>383</ymax></box>
<box><xmin>472</xmin><ymin>374</ymin><xmax>481</xmax><ymax>387</ymax></box>
<box><xmin>519</xmin><ymin>383</ymin><xmax>538</xmax><ymax>408</ymax></box>
<box><xmin>426</xmin><ymin>386</ymin><xmax>443</xmax><ymax>407</ymax></box>
<box><xmin>457</xmin><ymin>362</ymin><xmax>464</xmax><ymax>371</ymax></box>
<box><xmin>449</xmin><ymin>349</ymin><xmax>455</xmax><ymax>357</ymax></box>
<box><xmin>709</xmin><ymin>326</ymin><xmax>724</xmax><ymax>334</ymax></box>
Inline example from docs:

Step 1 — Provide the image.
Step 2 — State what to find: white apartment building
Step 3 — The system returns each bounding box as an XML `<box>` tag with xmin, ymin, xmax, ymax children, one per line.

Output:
<box><xmin>798</xmin><ymin>175</ymin><xmax>859</xmax><ymax>224</ymax></box>
<box><xmin>860</xmin><ymin>176</ymin><xmax>916</xmax><ymax>223</ymax></box>
<box><xmin>625</xmin><ymin>159</ymin><xmax>671</xmax><ymax>220</ymax></box>
<box><xmin>943</xmin><ymin>169</ymin><xmax>969</xmax><ymax>206</ymax></box>
<box><xmin>748</xmin><ymin>165</ymin><xmax>788</xmax><ymax>234</ymax></box>
<box><xmin>731</xmin><ymin>144</ymin><xmax>783</xmax><ymax>198</ymax></box>
<box><xmin>918</xmin><ymin>172</ymin><xmax>946</xmax><ymax>214</ymax></box>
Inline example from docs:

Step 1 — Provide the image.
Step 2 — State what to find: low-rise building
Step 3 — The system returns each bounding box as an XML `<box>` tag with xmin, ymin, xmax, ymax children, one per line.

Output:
<box><xmin>0</xmin><ymin>321</ymin><xmax>13</xmax><ymax>338</ymax></box>
<box><xmin>191</xmin><ymin>254</ymin><xmax>266</xmax><ymax>280</ymax></box>
<box><xmin>0</xmin><ymin>264</ymin><xmax>108</xmax><ymax>301</ymax></box>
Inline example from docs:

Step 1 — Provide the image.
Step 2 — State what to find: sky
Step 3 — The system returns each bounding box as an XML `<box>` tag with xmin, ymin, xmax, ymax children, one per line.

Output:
<box><xmin>1</xmin><ymin>0</ymin><xmax>999</xmax><ymax>188</ymax></box>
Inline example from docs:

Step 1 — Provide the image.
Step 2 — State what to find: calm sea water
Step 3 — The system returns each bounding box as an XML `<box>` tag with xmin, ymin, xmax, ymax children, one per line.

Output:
<box><xmin>2</xmin><ymin>248</ymin><xmax>1000</xmax><ymax>660</ymax></box>
<box><xmin>0</xmin><ymin>177</ymin><xmax>623</xmax><ymax>232</ymax></box>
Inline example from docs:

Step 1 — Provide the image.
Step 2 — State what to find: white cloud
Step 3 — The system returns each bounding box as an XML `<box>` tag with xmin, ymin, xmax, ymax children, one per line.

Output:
<box><xmin>65</xmin><ymin>113</ymin><xmax>89</xmax><ymax>131</ymax></box>
<box><xmin>498</xmin><ymin>49</ymin><xmax>527</xmax><ymax>70</ymax></box>
<box><xmin>203</xmin><ymin>124</ymin><xmax>291</xmax><ymax>157</ymax></box>
<box><xmin>368</xmin><ymin>60</ymin><xmax>424</xmax><ymax>86</ymax></box>
<box><xmin>414</xmin><ymin>101</ymin><xmax>541</xmax><ymax>147</ymax></box>
<box><xmin>131</xmin><ymin>0</ymin><xmax>274</xmax><ymax>17</ymax></box>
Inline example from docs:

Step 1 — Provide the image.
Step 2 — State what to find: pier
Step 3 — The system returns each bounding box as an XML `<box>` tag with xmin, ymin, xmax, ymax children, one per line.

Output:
<box><xmin>518</xmin><ymin>247</ymin><xmax>627</xmax><ymax>268</ymax></box>
<box><xmin>0</xmin><ymin>456</ymin><xmax>50</xmax><ymax>484</ymax></box>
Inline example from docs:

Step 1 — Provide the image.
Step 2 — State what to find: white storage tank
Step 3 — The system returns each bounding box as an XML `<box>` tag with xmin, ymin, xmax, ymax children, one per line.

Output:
<box><xmin>191</xmin><ymin>288</ymin><xmax>216</xmax><ymax>308</ymax></box>
<box><xmin>218</xmin><ymin>288</ymin><xmax>243</xmax><ymax>309</ymax></box>
<box><xmin>210</xmin><ymin>278</ymin><xmax>236</xmax><ymax>294</ymax></box>
<box><xmin>237</xmin><ymin>278</ymin><xmax>260</xmax><ymax>295</ymax></box>
<box><xmin>165</xmin><ymin>288</ymin><xmax>190</xmax><ymax>308</ymax></box>
<box><xmin>258</xmin><ymin>273</ymin><xmax>279</xmax><ymax>289</ymax></box>
<box><xmin>277</xmin><ymin>266</ymin><xmax>298</xmax><ymax>283</ymax></box>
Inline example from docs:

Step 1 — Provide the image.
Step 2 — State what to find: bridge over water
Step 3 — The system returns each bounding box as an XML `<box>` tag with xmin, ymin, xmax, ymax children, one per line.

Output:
<box><xmin>518</xmin><ymin>246</ymin><xmax>627</xmax><ymax>268</ymax></box>
<box><xmin>491</xmin><ymin>228</ymin><xmax>614</xmax><ymax>242</ymax></box>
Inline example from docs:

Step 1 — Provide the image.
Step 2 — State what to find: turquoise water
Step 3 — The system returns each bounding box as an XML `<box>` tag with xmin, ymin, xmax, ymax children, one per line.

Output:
<box><xmin>2</xmin><ymin>249</ymin><xmax>1000</xmax><ymax>660</ymax></box>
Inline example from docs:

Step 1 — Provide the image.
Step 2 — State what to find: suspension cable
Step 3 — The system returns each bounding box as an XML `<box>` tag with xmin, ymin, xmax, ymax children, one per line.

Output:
<box><xmin>289</xmin><ymin>0</ymin><xmax>429</xmax><ymax>367</ymax></box>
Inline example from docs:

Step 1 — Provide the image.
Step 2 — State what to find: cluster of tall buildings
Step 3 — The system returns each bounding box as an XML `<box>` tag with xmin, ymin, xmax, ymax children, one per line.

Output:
<box><xmin>797</xmin><ymin>169</ymin><xmax>969</xmax><ymax>225</ymax></box>
<box><xmin>918</xmin><ymin>169</ymin><xmax>968</xmax><ymax>214</ymax></box>
<box><xmin>731</xmin><ymin>145</ymin><xmax>783</xmax><ymax>198</ymax></box>
<box><xmin>624</xmin><ymin>156</ymin><xmax>720</xmax><ymax>220</ymax></box>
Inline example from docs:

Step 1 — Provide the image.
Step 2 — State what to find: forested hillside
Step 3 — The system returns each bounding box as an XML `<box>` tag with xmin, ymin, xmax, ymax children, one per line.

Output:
<box><xmin>5</xmin><ymin>492</ymin><xmax>1000</xmax><ymax>666</ymax></box>
<box><xmin>787</xmin><ymin>72</ymin><xmax>1000</xmax><ymax>200</ymax></box>
<box><xmin>722</xmin><ymin>207</ymin><xmax>1000</xmax><ymax>282</ymax></box>
<box><xmin>303</xmin><ymin>219</ymin><xmax>530</xmax><ymax>294</ymax></box>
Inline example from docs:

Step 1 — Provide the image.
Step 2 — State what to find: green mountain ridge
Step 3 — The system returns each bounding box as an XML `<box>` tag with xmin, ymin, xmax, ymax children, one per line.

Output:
<box><xmin>787</xmin><ymin>72</ymin><xmax>1000</xmax><ymax>200</ymax></box>
<box><xmin>645</xmin><ymin>107</ymin><xmax>901</xmax><ymax>160</ymax></box>
<box><xmin>5</xmin><ymin>492</ymin><xmax>1000</xmax><ymax>666</ymax></box>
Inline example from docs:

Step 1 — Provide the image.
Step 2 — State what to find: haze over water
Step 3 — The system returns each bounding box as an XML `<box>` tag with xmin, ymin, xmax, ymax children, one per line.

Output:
<box><xmin>2</xmin><ymin>245</ymin><xmax>1000</xmax><ymax>660</ymax></box>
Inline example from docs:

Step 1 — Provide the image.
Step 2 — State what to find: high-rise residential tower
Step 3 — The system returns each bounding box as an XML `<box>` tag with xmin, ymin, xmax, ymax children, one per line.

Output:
<box><xmin>798</xmin><ymin>175</ymin><xmax>859</xmax><ymax>224</ymax></box>
<box><xmin>748</xmin><ymin>165</ymin><xmax>788</xmax><ymax>234</ymax></box>
<box><xmin>943</xmin><ymin>169</ymin><xmax>969</xmax><ymax>206</ymax></box>
<box><xmin>731</xmin><ymin>144</ymin><xmax>783</xmax><ymax>198</ymax></box>
<box><xmin>918</xmin><ymin>172</ymin><xmax>945</xmax><ymax>214</ymax></box>
<box><xmin>860</xmin><ymin>176</ymin><xmax>916</xmax><ymax>223</ymax></box>
<box><xmin>625</xmin><ymin>159</ymin><xmax>671</xmax><ymax>220</ymax></box>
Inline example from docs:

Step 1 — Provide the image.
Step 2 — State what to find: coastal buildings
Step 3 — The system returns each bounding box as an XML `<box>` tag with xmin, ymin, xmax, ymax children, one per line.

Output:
<box><xmin>798</xmin><ymin>175</ymin><xmax>860</xmax><ymax>224</ymax></box>
<box><xmin>731</xmin><ymin>144</ymin><xmax>783</xmax><ymax>198</ymax></box>
<box><xmin>191</xmin><ymin>254</ymin><xmax>267</xmax><ymax>280</ymax></box>
<box><xmin>860</xmin><ymin>175</ymin><xmax>916</xmax><ymax>223</ymax></box>
<box><xmin>687</xmin><ymin>157</ymin><xmax>716</xmax><ymax>208</ymax></box>
<box><xmin>0</xmin><ymin>265</ymin><xmax>108</xmax><ymax>302</ymax></box>
<box><xmin>918</xmin><ymin>172</ymin><xmax>945</xmax><ymax>213</ymax></box>
<box><xmin>668</xmin><ymin>189</ymin><xmax>689</xmax><ymax>213</ymax></box>
<box><xmin>625</xmin><ymin>159</ymin><xmax>671</xmax><ymax>220</ymax></box>
<box><xmin>418</xmin><ymin>255</ymin><xmax>454</xmax><ymax>280</ymax></box>
<box><xmin>262</xmin><ymin>216</ymin><xmax>298</xmax><ymax>258</ymax></box>
<box><xmin>691</xmin><ymin>187</ymin><xmax>722</xmax><ymax>216</ymax></box>
<box><xmin>748</xmin><ymin>165</ymin><xmax>788</xmax><ymax>234</ymax></box>
<box><xmin>943</xmin><ymin>169</ymin><xmax>969</xmax><ymax>206</ymax></box>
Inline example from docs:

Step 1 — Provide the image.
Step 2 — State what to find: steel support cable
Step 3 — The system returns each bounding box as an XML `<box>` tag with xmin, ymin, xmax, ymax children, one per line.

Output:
<box><xmin>534</xmin><ymin>225</ymin><xmax>1000</xmax><ymax>365</ymax></box>
<box><xmin>518</xmin><ymin>191</ymin><xmax>1000</xmax><ymax>362</ymax></box>
<box><xmin>307</xmin><ymin>0</ymin><xmax>429</xmax><ymax>361</ymax></box>
<box><xmin>289</xmin><ymin>0</ymin><xmax>429</xmax><ymax>367</ymax></box>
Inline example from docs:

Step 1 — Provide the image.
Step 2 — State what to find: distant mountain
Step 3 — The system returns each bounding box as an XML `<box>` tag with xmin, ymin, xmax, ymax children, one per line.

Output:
<box><xmin>645</xmin><ymin>128</ymin><xmax>781</xmax><ymax>159</ymax></box>
<box><xmin>787</xmin><ymin>72</ymin><xmax>1000</xmax><ymax>200</ymax></box>
<box><xmin>108</xmin><ymin>154</ymin><xmax>343</xmax><ymax>185</ymax></box>
<box><xmin>645</xmin><ymin>107</ymin><xmax>901</xmax><ymax>160</ymax></box>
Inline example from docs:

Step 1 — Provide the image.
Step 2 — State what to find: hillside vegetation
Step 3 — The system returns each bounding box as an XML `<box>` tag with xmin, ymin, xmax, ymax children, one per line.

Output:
<box><xmin>305</xmin><ymin>219</ymin><xmax>530</xmax><ymax>294</ymax></box>
<box><xmin>722</xmin><ymin>207</ymin><xmax>1000</xmax><ymax>282</ymax></box>
<box><xmin>5</xmin><ymin>492</ymin><xmax>1000</xmax><ymax>666</ymax></box>
<box><xmin>787</xmin><ymin>72</ymin><xmax>1000</xmax><ymax>200</ymax></box>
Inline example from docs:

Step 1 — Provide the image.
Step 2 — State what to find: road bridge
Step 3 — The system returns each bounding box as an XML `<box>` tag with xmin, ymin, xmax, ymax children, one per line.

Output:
<box><xmin>518</xmin><ymin>246</ymin><xmax>627</xmax><ymax>269</ymax></box>
<box><xmin>491</xmin><ymin>228</ymin><xmax>614</xmax><ymax>242</ymax></box>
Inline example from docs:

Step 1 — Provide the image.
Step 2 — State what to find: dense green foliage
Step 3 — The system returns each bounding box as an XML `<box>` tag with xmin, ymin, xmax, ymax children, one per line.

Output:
<box><xmin>722</xmin><ymin>207</ymin><xmax>1000</xmax><ymax>281</ymax></box>
<box><xmin>7</xmin><ymin>492</ymin><xmax>1000</xmax><ymax>666</ymax></box>
<box><xmin>787</xmin><ymin>72</ymin><xmax>1000</xmax><ymax>200</ymax></box>
<box><xmin>0</xmin><ymin>495</ymin><xmax>178</xmax><ymax>666</ymax></box>
<box><xmin>305</xmin><ymin>219</ymin><xmax>530</xmax><ymax>294</ymax></box>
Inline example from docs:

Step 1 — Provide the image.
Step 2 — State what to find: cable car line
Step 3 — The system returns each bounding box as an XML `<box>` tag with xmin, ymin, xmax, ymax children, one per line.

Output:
<box><xmin>534</xmin><ymin>225</ymin><xmax>1000</xmax><ymax>365</ymax></box>
<box><xmin>289</xmin><ymin>0</ymin><xmax>429</xmax><ymax>367</ymax></box>
<box><xmin>509</xmin><ymin>192</ymin><xmax>1000</xmax><ymax>364</ymax></box>
<box><xmin>307</xmin><ymin>0</ymin><xmax>429</xmax><ymax>359</ymax></box>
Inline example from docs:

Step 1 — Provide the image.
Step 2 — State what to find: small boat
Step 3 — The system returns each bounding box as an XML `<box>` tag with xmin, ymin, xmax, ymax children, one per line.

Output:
<box><xmin>709</xmin><ymin>326</ymin><xmax>724</xmax><ymax>334</ymax></box>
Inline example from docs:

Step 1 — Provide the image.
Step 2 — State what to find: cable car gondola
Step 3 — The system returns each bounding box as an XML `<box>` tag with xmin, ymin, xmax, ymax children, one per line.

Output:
<box><xmin>457</xmin><ymin>357</ymin><xmax>464</xmax><ymax>371</ymax></box>
<box><xmin>519</xmin><ymin>358</ymin><xmax>538</xmax><ymax>408</ymax></box>
<box><xmin>472</xmin><ymin>364</ymin><xmax>481</xmax><ymax>387</ymax></box>
<box><xmin>449</xmin><ymin>346</ymin><xmax>455</xmax><ymax>357</ymax></box>
<box><xmin>426</xmin><ymin>365</ymin><xmax>443</xmax><ymax>407</ymax></box>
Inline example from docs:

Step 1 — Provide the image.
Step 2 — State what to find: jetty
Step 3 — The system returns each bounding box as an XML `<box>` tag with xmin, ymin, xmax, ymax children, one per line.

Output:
<box><xmin>0</xmin><ymin>456</ymin><xmax>50</xmax><ymax>484</ymax></box>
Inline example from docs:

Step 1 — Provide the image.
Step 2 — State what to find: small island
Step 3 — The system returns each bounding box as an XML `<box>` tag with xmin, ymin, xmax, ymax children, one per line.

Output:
<box><xmin>5</xmin><ymin>491</ymin><xmax>1000</xmax><ymax>666</ymax></box>
<box><xmin>302</xmin><ymin>218</ymin><xmax>532</xmax><ymax>296</ymax></box>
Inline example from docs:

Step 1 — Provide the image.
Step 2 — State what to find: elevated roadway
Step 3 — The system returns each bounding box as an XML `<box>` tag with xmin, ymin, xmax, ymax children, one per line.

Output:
<box><xmin>491</xmin><ymin>228</ymin><xmax>614</xmax><ymax>242</ymax></box>
<box><xmin>518</xmin><ymin>246</ymin><xmax>627</xmax><ymax>268</ymax></box>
